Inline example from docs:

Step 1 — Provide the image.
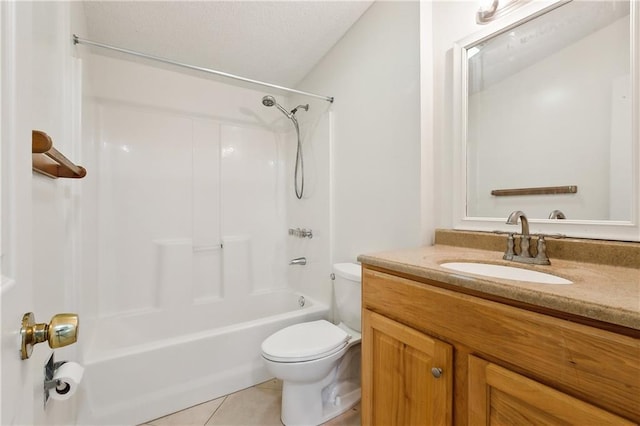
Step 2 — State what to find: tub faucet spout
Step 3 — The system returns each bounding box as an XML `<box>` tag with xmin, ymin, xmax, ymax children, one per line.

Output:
<box><xmin>289</xmin><ymin>257</ymin><xmax>307</xmax><ymax>266</ymax></box>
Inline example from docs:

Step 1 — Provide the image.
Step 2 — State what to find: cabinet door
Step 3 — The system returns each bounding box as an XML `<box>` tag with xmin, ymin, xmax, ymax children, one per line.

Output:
<box><xmin>468</xmin><ymin>355</ymin><xmax>635</xmax><ymax>425</ymax></box>
<box><xmin>362</xmin><ymin>309</ymin><xmax>453</xmax><ymax>426</ymax></box>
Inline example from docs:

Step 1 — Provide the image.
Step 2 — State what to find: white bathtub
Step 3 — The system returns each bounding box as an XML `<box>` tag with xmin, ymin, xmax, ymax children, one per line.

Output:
<box><xmin>77</xmin><ymin>290</ymin><xmax>329</xmax><ymax>426</ymax></box>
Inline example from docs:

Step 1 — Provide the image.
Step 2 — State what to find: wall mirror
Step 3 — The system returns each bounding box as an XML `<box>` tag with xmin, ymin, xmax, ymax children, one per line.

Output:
<box><xmin>453</xmin><ymin>0</ymin><xmax>639</xmax><ymax>241</ymax></box>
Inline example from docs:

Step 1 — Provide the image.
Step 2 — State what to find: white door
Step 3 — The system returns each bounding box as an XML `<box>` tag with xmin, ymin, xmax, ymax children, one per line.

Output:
<box><xmin>3</xmin><ymin>1</ymin><xmax>83</xmax><ymax>423</ymax></box>
<box><xmin>1</xmin><ymin>1</ymin><xmax>36</xmax><ymax>424</ymax></box>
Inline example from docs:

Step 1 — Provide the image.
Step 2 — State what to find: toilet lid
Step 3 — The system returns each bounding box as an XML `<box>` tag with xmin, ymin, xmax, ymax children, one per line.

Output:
<box><xmin>261</xmin><ymin>320</ymin><xmax>350</xmax><ymax>362</ymax></box>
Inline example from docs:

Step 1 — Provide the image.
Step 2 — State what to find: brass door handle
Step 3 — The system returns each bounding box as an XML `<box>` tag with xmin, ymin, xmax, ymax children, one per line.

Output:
<box><xmin>20</xmin><ymin>312</ymin><xmax>79</xmax><ymax>360</ymax></box>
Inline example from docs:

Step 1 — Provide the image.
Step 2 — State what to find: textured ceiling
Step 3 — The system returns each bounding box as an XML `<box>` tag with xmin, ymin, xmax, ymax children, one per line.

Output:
<box><xmin>81</xmin><ymin>1</ymin><xmax>374</xmax><ymax>88</ymax></box>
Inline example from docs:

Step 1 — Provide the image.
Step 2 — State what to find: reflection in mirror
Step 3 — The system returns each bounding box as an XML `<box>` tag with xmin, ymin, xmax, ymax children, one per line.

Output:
<box><xmin>465</xmin><ymin>1</ymin><xmax>632</xmax><ymax>221</ymax></box>
<box><xmin>476</xmin><ymin>0</ymin><xmax>531</xmax><ymax>24</ymax></box>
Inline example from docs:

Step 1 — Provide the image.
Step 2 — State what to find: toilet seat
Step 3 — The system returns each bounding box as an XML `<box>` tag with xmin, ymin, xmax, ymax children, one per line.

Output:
<box><xmin>262</xmin><ymin>320</ymin><xmax>350</xmax><ymax>363</ymax></box>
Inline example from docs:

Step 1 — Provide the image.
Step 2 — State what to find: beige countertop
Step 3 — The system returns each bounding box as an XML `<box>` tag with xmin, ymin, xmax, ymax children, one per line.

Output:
<box><xmin>358</xmin><ymin>244</ymin><xmax>640</xmax><ymax>331</ymax></box>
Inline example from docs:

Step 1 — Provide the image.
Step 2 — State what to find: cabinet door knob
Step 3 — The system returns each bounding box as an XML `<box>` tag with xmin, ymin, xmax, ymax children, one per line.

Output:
<box><xmin>431</xmin><ymin>367</ymin><xmax>443</xmax><ymax>378</ymax></box>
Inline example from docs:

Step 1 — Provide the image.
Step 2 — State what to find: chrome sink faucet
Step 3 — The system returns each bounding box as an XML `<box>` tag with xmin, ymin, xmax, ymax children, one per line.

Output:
<box><xmin>504</xmin><ymin>210</ymin><xmax>550</xmax><ymax>265</ymax></box>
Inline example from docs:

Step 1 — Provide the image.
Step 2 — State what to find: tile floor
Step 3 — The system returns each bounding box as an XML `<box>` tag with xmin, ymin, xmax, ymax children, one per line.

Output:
<box><xmin>140</xmin><ymin>379</ymin><xmax>360</xmax><ymax>426</ymax></box>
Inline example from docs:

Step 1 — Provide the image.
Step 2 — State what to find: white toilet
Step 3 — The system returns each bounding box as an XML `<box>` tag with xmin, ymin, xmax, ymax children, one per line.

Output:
<box><xmin>261</xmin><ymin>263</ymin><xmax>362</xmax><ymax>426</ymax></box>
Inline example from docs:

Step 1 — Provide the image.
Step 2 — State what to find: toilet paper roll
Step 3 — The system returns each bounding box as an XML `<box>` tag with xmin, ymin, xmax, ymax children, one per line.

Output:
<box><xmin>51</xmin><ymin>362</ymin><xmax>84</xmax><ymax>401</ymax></box>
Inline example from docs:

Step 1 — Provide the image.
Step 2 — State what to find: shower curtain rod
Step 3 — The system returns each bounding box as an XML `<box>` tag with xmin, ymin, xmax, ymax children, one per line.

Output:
<box><xmin>72</xmin><ymin>34</ymin><xmax>335</xmax><ymax>103</ymax></box>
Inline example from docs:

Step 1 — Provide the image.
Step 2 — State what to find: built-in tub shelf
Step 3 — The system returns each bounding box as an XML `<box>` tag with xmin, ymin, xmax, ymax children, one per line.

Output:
<box><xmin>491</xmin><ymin>185</ymin><xmax>577</xmax><ymax>197</ymax></box>
<box><xmin>32</xmin><ymin>130</ymin><xmax>86</xmax><ymax>179</ymax></box>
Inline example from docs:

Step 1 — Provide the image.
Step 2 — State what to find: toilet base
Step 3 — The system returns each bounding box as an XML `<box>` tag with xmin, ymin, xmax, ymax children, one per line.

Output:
<box><xmin>280</xmin><ymin>345</ymin><xmax>361</xmax><ymax>426</ymax></box>
<box><xmin>320</xmin><ymin>382</ymin><xmax>361</xmax><ymax>422</ymax></box>
<box><xmin>281</xmin><ymin>378</ymin><xmax>361</xmax><ymax>426</ymax></box>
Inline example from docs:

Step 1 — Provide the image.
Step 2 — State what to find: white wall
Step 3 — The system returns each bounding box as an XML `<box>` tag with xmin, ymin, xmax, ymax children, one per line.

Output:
<box><xmin>430</xmin><ymin>1</ymin><xmax>480</xmax><ymax>230</ymax></box>
<box><xmin>296</xmin><ymin>1</ymin><xmax>423</xmax><ymax>262</ymax></box>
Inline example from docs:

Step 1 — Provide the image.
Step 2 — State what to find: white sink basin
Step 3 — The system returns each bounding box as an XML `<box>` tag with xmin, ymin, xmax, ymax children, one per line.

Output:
<box><xmin>440</xmin><ymin>262</ymin><xmax>572</xmax><ymax>285</ymax></box>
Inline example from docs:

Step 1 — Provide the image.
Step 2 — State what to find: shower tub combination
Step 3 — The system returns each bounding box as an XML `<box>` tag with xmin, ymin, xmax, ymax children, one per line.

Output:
<box><xmin>78</xmin><ymin>290</ymin><xmax>329</xmax><ymax>426</ymax></box>
<box><xmin>79</xmin><ymin>51</ymin><xmax>333</xmax><ymax>425</ymax></box>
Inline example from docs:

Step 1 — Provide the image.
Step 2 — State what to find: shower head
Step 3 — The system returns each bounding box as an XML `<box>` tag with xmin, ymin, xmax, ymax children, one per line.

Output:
<box><xmin>262</xmin><ymin>95</ymin><xmax>276</xmax><ymax>107</ymax></box>
<box><xmin>261</xmin><ymin>95</ymin><xmax>292</xmax><ymax>119</ymax></box>
<box><xmin>261</xmin><ymin>95</ymin><xmax>307</xmax><ymax>200</ymax></box>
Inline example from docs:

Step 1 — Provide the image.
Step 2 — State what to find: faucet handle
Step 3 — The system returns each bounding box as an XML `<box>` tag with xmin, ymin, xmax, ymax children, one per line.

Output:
<box><xmin>503</xmin><ymin>233</ymin><xmax>515</xmax><ymax>260</ymax></box>
<box><xmin>534</xmin><ymin>235</ymin><xmax>551</xmax><ymax>264</ymax></box>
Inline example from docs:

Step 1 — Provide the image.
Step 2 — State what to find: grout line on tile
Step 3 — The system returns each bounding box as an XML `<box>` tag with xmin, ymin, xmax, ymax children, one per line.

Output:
<box><xmin>204</xmin><ymin>395</ymin><xmax>228</xmax><ymax>425</ymax></box>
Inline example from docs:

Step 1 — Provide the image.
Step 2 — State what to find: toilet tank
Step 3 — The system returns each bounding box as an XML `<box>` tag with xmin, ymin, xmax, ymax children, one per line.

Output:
<box><xmin>332</xmin><ymin>263</ymin><xmax>362</xmax><ymax>332</ymax></box>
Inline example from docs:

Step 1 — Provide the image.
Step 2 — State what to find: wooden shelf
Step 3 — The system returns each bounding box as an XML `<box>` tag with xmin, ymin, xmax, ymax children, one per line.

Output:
<box><xmin>32</xmin><ymin>130</ymin><xmax>86</xmax><ymax>179</ymax></box>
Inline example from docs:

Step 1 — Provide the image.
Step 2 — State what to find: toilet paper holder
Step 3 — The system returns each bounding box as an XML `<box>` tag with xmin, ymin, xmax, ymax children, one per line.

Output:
<box><xmin>43</xmin><ymin>353</ymin><xmax>68</xmax><ymax>406</ymax></box>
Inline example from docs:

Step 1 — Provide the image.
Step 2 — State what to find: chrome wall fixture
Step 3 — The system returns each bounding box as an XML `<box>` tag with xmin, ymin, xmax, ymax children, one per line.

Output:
<box><xmin>476</xmin><ymin>0</ymin><xmax>531</xmax><ymax>24</ymax></box>
<box><xmin>44</xmin><ymin>354</ymin><xmax>67</xmax><ymax>406</ymax></box>
<box><xmin>548</xmin><ymin>210</ymin><xmax>567</xmax><ymax>220</ymax></box>
<box><xmin>72</xmin><ymin>35</ymin><xmax>334</xmax><ymax>103</ymax></box>
<box><xmin>288</xmin><ymin>228</ymin><xmax>313</xmax><ymax>239</ymax></box>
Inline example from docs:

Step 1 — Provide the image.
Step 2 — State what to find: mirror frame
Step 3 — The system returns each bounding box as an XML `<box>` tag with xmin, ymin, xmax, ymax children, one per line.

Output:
<box><xmin>452</xmin><ymin>0</ymin><xmax>640</xmax><ymax>242</ymax></box>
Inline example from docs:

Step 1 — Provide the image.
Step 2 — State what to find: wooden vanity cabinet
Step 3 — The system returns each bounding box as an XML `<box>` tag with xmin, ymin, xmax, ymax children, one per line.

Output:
<box><xmin>361</xmin><ymin>266</ymin><xmax>640</xmax><ymax>426</ymax></box>
<box><xmin>361</xmin><ymin>309</ymin><xmax>453</xmax><ymax>425</ymax></box>
<box><xmin>468</xmin><ymin>356</ymin><xmax>635</xmax><ymax>425</ymax></box>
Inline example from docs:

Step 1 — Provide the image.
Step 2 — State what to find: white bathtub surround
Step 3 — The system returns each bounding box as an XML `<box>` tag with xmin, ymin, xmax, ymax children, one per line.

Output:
<box><xmin>89</xmin><ymin>99</ymin><xmax>288</xmax><ymax>315</ymax></box>
<box><xmin>221</xmin><ymin>236</ymin><xmax>253</xmax><ymax>299</ymax></box>
<box><xmin>155</xmin><ymin>239</ymin><xmax>194</xmax><ymax>308</ymax></box>
<box><xmin>79</xmin><ymin>53</ymin><xmax>331</xmax><ymax>424</ymax></box>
